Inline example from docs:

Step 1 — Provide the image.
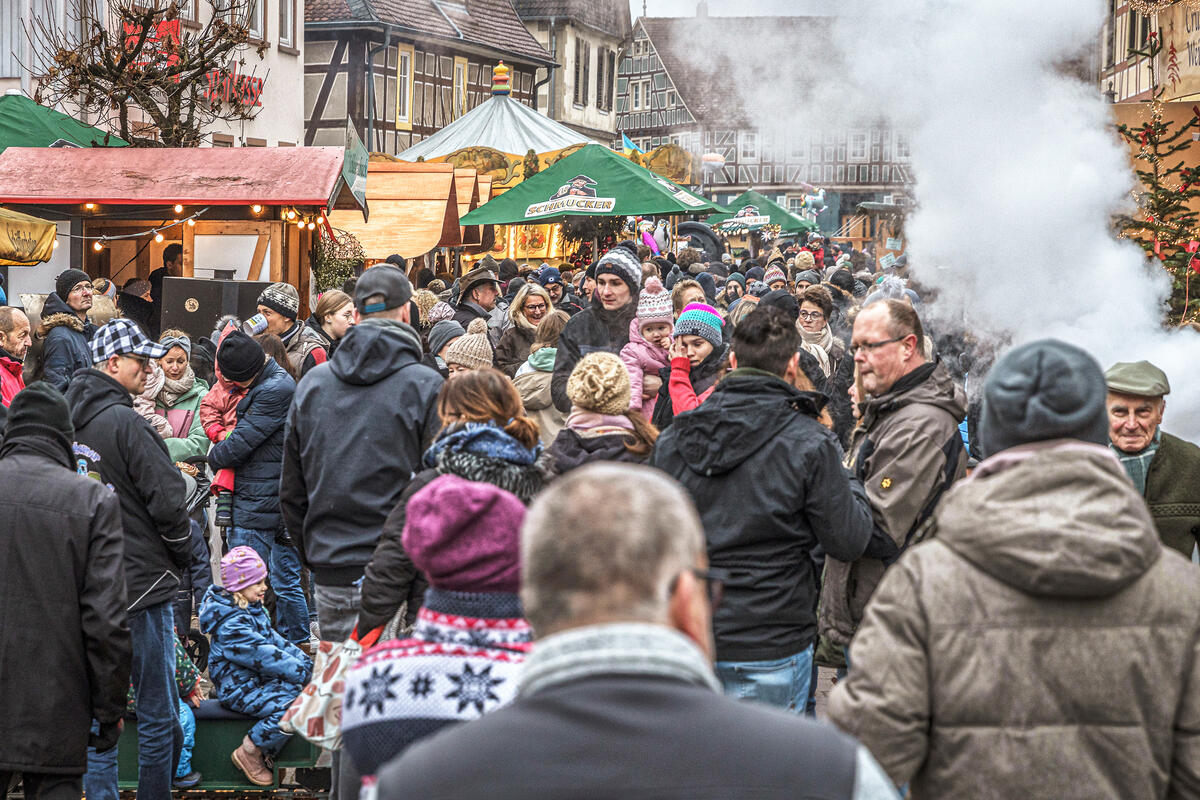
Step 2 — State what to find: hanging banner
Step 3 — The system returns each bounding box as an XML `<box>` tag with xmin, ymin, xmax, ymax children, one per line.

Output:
<box><xmin>0</xmin><ymin>207</ymin><xmax>57</xmax><ymax>266</ymax></box>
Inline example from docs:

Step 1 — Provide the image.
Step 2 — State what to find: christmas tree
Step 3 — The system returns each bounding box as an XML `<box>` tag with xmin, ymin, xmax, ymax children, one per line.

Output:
<box><xmin>1115</xmin><ymin>30</ymin><xmax>1200</xmax><ymax>325</ymax></box>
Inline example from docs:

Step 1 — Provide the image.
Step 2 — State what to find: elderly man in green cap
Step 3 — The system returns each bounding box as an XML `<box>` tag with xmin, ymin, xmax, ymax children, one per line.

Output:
<box><xmin>1106</xmin><ymin>360</ymin><xmax>1200</xmax><ymax>558</ymax></box>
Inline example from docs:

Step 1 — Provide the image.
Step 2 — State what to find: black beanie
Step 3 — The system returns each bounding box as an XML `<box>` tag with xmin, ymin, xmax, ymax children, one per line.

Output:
<box><xmin>55</xmin><ymin>268</ymin><xmax>91</xmax><ymax>300</ymax></box>
<box><xmin>217</xmin><ymin>330</ymin><xmax>266</xmax><ymax>383</ymax></box>
<box><xmin>979</xmin><ymin>339</ymin><xmax>1110</xmax><ymax>458</ymax></box>
<box><xmin>760</xmin><ymin>288</ymin><xmax>800</xmax><ymax>322</ymax></box>
<box><xmin>829</xmin><ymin>269</ymin><xmax>855</xmax><ymax>294</ymax></box>
<box><xmin>2</xmin><ymin>381</ymin><xmax>75</xmax><ymax>466</ymax></box>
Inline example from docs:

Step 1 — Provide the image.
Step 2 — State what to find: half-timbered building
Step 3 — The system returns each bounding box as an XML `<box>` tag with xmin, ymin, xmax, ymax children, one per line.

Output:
<box><xmin>616</xmin><ymin>10</ymin><xmax>911</xmax><ymax>234</ymax></box>
<box><xmin>304</xmin><ymin>0</ymin><xmax>555</xmax><ymax>154</ymax></box>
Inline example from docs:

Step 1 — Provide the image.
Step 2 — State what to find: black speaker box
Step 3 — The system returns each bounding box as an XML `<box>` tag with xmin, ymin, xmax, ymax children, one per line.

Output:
<box><xmin>161</xmin><ymin>277</ymin><xmax>275</xmax><ymax>341</ymax></box>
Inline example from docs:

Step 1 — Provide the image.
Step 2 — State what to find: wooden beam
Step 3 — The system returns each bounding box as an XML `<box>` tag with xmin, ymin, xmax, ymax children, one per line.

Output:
<box><xmin>297</xmin><ymin>229</ymin><xmax>311</xmax><ymax>319</ymax></box>
<box><xmin>249</xmin><ymin>232</ymin><xmax>270</xmax><ymax>281</ymax></box>
<box><xmin>182</xmin><ymin>222</ymin><xmax>194</xmax><ymax>277</ymax></box>
<box><xmin>269</xmin><ymin>221</ymin><xmax>283</xmax><ymax>282</ymax></box>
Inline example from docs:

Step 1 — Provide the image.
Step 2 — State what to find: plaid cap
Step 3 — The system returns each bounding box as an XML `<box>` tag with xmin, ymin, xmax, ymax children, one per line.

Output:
<box><xmin>90</xmin><ymin>318</ymin><xmax>171</xmax><ymax>363</ymax></box>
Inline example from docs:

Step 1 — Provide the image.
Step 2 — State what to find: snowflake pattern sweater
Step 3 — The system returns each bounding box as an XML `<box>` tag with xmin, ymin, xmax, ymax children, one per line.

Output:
<box><xmin>341</xmin><ymin>589</ymin><xmax>531</xmax><ymax>778</ymax></box>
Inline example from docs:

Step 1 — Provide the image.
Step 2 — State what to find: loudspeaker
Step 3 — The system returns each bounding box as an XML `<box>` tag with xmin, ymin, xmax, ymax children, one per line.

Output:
<box><xmin>161</xmin><ymin>277</ymin><xmax>274</xmax><ymax>341</ymax></box>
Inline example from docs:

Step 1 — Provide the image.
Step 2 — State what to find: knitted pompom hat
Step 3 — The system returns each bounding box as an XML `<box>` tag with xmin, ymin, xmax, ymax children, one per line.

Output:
<box><xmin>466</xmin><ymin>317</ymin><xmax>489</xmax><ymax>335</ymax></box>
<box><xmin>674</xmin><ymin>302</ymin><xmax>724</xmax><ymax>349</ymax></box>
<box><xmin>594</xmin><ymin>241</ymin><xmax>643</xmax><ymax>292</ymax></box>
<box><xmin>635</xmin><ymin>276</ymin><xmax>673</xmax><ymax>330</ymax></box>
<box><xmin>444</xmin><ymin>331</ymin><xmax>493</xmax><ymax>370</ymax></box>
<box><xmin>794</xmin><ymin>250</ymin><xmax>816</xmax><ymax>271</ymax></box>
<box><xmin>567</xmin><ymin>352</ymin><xmax>631</xmax><ymax>415</ymax></box>
<box><xmin>763</xmin><ymin>265</ymin><xmax>787</xmax><ymax>286</ymax></box>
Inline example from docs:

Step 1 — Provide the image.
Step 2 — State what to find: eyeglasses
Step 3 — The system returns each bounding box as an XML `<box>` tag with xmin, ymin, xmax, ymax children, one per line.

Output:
<box><xmin>849</xmin><ymin>335</ymin><xmax>907</xmax><ymax>357</ymax></box>
<box><xmin>121</xmin><ymin>353</ymin><xmax>150</xmax><ymax>367</ymax></box>
<box><xmin>524</xmin><ymin>302</ymin><xmax>548</xmax><ymax>313</ymax></box>
<box><xmin>71</xmin><ymin>283</ymin><xmax>94</xmax><ymax>294</ymax></box>
<box><xmin>668</xmin><ymin>567</ymin><xmax>725</xmax><ymax>609</ymax></box>
<box><xmin>797</xmin><ymin>311</ymin><xmax>825</xmax><ymax>321</ymax></box>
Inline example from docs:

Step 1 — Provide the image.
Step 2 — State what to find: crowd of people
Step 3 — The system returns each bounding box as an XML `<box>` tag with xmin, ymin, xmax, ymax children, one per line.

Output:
<box><xmin>2</xmin><ymin>232</ymin><xmax>1200</xmax><ymax>800</ymax></box>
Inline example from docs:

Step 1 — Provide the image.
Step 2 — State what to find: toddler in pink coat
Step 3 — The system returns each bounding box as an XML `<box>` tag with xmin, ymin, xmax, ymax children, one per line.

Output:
<box><xmin>620</xmin><ymin>276</ymin><xmax>673</xmax><ymax>420</ymax></box>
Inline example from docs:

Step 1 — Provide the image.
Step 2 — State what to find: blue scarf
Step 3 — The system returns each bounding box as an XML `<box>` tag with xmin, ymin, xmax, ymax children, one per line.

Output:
<box><xmin>423</xmin><ymin>421</ymin><xmax>541</xmax><ymax>469</ymax></box>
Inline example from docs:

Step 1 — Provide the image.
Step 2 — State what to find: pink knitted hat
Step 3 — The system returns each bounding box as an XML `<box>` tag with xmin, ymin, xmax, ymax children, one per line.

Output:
<box><xmin>636</xmin><ymin>276</ymin><xmax>673</xmax><ymax>330</ymax></box>
<box><xmin>221</xmin><ymin>546</ymin><xmax>268</xmax><ymax>592</ymax></box>
<box><xmin>764</xmin><ymin>265</ymin><xmax>787</xmax><ymax>286</ymax></box>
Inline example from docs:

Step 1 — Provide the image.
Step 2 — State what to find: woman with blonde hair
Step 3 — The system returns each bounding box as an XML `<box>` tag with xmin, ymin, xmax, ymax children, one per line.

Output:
<box><xmin>494</xmin><ymin>282</ymin><xmax>553</xmax><ymax>377</ymax></box>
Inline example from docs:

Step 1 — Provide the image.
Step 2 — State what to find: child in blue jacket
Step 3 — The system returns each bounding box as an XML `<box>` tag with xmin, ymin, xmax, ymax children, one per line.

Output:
<box><xmin>199</xmin><ymin>546</ymin><xmax>312</xmax><ymax>786</ymax></box>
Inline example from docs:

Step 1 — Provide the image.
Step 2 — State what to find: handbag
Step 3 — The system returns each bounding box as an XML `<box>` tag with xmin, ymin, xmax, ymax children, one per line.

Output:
<box><xmin>279</xmin><ymin>637</ymin><xmax>363</xmax><ymax>749</ymax></box>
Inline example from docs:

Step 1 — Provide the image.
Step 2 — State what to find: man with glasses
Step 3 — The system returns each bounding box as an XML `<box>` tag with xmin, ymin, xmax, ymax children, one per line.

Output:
<box><xmin>653</xmin><ymin>306</ymin><xmax>883</xmax><ymax>713</ymax></box>
<box><xmin>66</xmin><ymin>318</ymin><xmax>193</xmax><ymax>800</ymax></box>
<box><xmin>375</xmin><ymin>463</ymin><xmax>898</xmax><ymax>800</ymax></box>
<box><xmin>820</xmin><ymin>299</ymin><xmax>967</xmax><ymax>655</ymax></box>
<box><xmin>39</xmin><ymin>268</ymin><xmax>98</xmax><ymax>392</ymax></box>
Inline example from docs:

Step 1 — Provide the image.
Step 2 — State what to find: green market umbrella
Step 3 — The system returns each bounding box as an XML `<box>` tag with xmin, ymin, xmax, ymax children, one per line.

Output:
<box><xmin>460</xmin><ymin>144</ymin><xmax>725</xmax><ymax>225</ymax></box>
<box><xmin>0</xmin><ymin>93</ymin><xmax>128</xmax><ymax>154</ymax></box>
<box><xmin>707</xmin><ymin>190</ymin><xmax>815</xmax><ymax>235</ymax></box>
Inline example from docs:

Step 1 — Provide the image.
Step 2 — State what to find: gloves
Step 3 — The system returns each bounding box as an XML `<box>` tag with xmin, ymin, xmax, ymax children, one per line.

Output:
<box><xmin>90</xmin><ymin>719</ymin><xmax>123</xmax><ymax>753</ymax></box>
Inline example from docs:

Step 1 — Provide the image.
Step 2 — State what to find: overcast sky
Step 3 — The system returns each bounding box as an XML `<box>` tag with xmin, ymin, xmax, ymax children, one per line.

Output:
<box><xmin>630</xmin><ymin>0</ymin><xmax>833</xmax><ymax>17</ymax></box>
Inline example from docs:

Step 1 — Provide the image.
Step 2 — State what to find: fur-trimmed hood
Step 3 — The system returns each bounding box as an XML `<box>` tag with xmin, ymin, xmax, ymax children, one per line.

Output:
<box><xmin>38</xmin><ymin>293</ymin><xmax>87</xmax><ymax>337</ymax></box>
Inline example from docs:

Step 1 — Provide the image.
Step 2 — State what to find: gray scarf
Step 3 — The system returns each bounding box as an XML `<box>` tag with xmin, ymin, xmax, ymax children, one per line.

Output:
<box><xmin>519</xmin><ymin>622</ymin><xmax>721</xmax><ymax>697</ymax></box>
<box><xmin>158</xmin><ymin>366</ymin><xmax>196</xmax><ymax>408</ymax></box>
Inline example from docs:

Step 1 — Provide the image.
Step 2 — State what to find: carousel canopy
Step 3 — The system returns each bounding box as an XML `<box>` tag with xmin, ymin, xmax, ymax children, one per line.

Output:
<box><xmin>397</xmin><ymin>63</ymin><xmax>595</xmax><ymax>162</ymax></box>
<box><xmin>707</xmin><ymin>190</ymin><xmax>816</xmax><ymax>235</ymax></box>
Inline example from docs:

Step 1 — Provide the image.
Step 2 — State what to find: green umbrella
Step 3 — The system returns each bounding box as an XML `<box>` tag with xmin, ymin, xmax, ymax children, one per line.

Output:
<box><xmin>706</xmin><ymin>190</ymin><xmax>815</xmax><ymax>235</ymax></box>
<box><xmin>0</xmin><ymin>93</ymin><xmax>128</xmax><ymax>154</ymax></box>
<box><xmin>460</xmin><ymin>144</ymin><xmax>725</xmax><ymax>225</ymax></box>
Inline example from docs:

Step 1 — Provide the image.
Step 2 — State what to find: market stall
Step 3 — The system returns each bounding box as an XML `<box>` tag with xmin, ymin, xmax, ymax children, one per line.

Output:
<box><xmin>705</xmin><ymin>189</ymin><xmax>816</xmax><ymax>258</ymax></box>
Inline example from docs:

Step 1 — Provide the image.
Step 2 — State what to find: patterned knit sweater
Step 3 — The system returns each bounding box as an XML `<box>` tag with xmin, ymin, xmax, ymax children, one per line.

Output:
<box><xmin>341</xmin><ymin>589</ymin><xmax>531</xmax><ymax>779</ymax></box>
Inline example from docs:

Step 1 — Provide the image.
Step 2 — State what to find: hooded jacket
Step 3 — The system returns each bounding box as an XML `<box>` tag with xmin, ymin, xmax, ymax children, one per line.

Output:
<box><xmin>651</xmin><ymin>372</ymin><xmax>879</xmax><ymax>661</ymax></box>
<box><xmin>0</xmin><ymin>432</ymin><xmax>130</xmax><ymax>775</ymax></box>
<box><xmin>619</xmin><ymin>318</ymin><xmax>670</xmax><ymax>417</ymax></box>
<box><xmin>198</xmin><ymin>586</ymin><xmax>311</xmax><ymax>713</ymax></box>
<box><xmin>282</xmin><ymin>320</ymin><xmax>329</xmax><ymax>377</ymax></box>
<box><xmin>551</xmin><ymin>296</ymin><xmax>637</xmax><ymax>413</ymax></box>
<box><xmin>545</xmin><ymin>426</ymin><xmax>646</xmax><ymax>474</ymax></box>
<box><xmin>66</xmin><ymin>369</ymin><xmax>192</xmax><ymax>612</ymax></box>
<box><xmin>513</xmin><ymin>348</ymin><xmax>566</xmax><ymax>446</ymax></box>
<box><xmin>207</xmin><ymin>358</ymin><xmax>295</xmax><ymax>531</ymax></box>
<box><xmin>38</xmin><ymin>292</ymin><xmax>97</xmax><ymax>392</ymax></box>
<box><xmin>820</xmin><ymin>360</ymin><xmax>967</xmax><ymax>647</ymax></box>
<box><xmin>0</xmin><ymin>346</ymin><xmax>24</xmax><ymax>406</ymax></box>
<box><xmin>281</xmin><ymin>319</ymin><xmax>443</xmax><ymax>586</ymax></box>
<box><xmin>828</xmin><ymin>443</ymin><xmax>1200</xmax><ymax>798</ymax></box>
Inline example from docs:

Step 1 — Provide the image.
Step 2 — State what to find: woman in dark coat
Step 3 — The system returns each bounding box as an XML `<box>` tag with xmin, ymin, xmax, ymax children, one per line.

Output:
<box><xmin>494</xmin><ymin>283</ymin><xmax>552</xmax><ymax>377</ymax></box>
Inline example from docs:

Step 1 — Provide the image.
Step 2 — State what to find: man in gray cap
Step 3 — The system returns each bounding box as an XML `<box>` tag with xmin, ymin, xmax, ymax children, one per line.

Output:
<box><xmin>1105</xmin><ymin>360</ymin><xmax>1200</xmax><ymax>558</ymax></box>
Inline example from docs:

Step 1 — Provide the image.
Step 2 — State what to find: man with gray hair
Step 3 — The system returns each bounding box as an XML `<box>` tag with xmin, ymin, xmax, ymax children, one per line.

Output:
<box><xmin>0</xmin><ymin>306</ymin><xmax>31</xmax><ymax>409</ymax></box>
<box><xmin>375</xmin><ymin>464</ymin><xmax>897</xmax><ymax>800</ymax></box>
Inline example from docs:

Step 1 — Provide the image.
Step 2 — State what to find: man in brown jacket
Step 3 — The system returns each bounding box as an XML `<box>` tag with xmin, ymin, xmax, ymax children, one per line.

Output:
<box><xmin>828</xmin><ymin>339</ymin><xmax>1200</xmax><ymax>798</ymax></box>
<box><xmin>819</xmin><ymin>299</ymin><xmax>967</xmax><ymax>649</ymax></box>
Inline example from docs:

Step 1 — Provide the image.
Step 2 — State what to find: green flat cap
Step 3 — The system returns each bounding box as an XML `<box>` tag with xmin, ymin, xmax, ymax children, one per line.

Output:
<box><xmin>1105</xmin><ymin>360</ymin><xmax>1171</xmax><ymax>397</ymax></box>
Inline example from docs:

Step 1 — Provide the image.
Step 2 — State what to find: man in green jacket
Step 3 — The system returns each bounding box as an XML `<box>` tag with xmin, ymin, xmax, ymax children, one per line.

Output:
<box><xmin>1106</xmin><ymin>359</ymin><xmax>1200</xmax><ymax>559</ymax></box>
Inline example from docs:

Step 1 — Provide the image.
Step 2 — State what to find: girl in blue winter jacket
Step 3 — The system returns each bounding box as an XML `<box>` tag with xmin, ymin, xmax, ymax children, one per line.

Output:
<box><xmin>199</xmin><ymin>546</ymin><xmax>312</xmax><ymax>786</ymax></box>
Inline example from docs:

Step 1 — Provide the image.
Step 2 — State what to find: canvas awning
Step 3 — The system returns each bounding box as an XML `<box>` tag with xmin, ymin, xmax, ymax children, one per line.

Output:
<box><xmin>327</xmin><ymin>161</ymin><xmax>462</xmax><ymax>259</ymax></box>
<box><xmin>0</xmin><ymin>146</ymin><xmax>367</xmax><ymax>216</ymax></box>
<box><xmin>707</xmin><ymin>190</ymin><xmax>815</xmax><ymax>235</ymax></box>
<box><xmin>0</xmin><ymin>93</ymin><xmax>128</xmax><ymax>154</ymax></box>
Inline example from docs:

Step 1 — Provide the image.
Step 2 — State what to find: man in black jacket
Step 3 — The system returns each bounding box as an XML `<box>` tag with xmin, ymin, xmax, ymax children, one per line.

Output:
<box><xmin>452</xmin><ymin>265</ymin><xmax>501</xmax><ymax>329</ymax></box>
<box><xmin>66</xmin><ymin>318</ymin><xmax>191</xmax><ymax>800</ymax></box>
<box><xmin>651</xmin><ymin>307</ymin><xmax>887</xmax><ymax>712</ymax></box>
<box><xmin>376</xmin><ymin>464</ymin><xmax>897</xmax><ymax>800</ymax></box>
<box><xmin>0</xmin><ymin>383</ymin><xmax>130</xmax><ymax>799</ymax></box>
<box><xmin>38</xmin><ymin>268</ymin><xmax>97</xmax><ymax>392</ymax></box>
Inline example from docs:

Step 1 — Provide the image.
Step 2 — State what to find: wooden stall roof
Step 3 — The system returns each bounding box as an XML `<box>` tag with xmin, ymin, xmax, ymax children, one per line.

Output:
<box><xmin>328</xmin><ymin>161</ymin><xmax>461</xmax><ymax>258</ymax></box>
<box><xmin>453</xmin><ymin>167</ymin><xmax>482</xmax><ymax>246</ymax></box>
<box><xmin>0</xmin><ymin>146</ymin><xmax>365</xmax><ymax>215</ymax></box>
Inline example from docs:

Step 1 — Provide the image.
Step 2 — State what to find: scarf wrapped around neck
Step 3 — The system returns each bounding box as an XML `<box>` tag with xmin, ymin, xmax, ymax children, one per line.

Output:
<box><xmin>566</xmin><ymin>409</ymin><xmax>634</xmax><ymax>437</ymax></box>
<box><xmin>799</xmin><ymin>323</ymin><xmax>834</xmax><ymax>355</ymax></box>
<box><xmin>158</xmin><ymin>366</ymin><xmax>197</xmax><ymax>408</ymax></box>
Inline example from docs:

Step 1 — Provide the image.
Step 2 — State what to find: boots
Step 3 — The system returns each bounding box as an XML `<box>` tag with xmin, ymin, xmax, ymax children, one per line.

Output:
<box><xmin>231</xmin><ymin>735</ymin><xmax>273</xmax><ymax>786</ymax></box>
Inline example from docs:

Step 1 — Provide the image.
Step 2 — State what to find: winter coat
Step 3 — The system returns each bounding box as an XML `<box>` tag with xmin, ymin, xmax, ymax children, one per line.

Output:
<box><xmin>512</xmin><ymin>349</ymin><xmax>566</xmax><ymax>446</ymax></box>
<box><xmin>0</xmin><ymin>433</ymin><xmax>130</xmax><ymax>775</ymax></box>
<box><xmin>545</xmin><ymin>426</ymin><xmax>647</xmax><ymax>475</ymax></box>
<box><xmin>281</xmin><ymin>319</ymin><xmax>442</xmax><ymax>587</ymax></box>
<box><xmin>1141</xmin><ymin>431</ymin><xmax>1200</xmax><ymax>558</ymax></box>
<box><xmin>0</xmin><ymin>347</ymin><xmax>24</xmax><ymax>406</ymax></box>
<box><xmin>155</xmin><ymin>377</ymin><xmax>210</xmax><ymax>462</ymax></box>
<box><xmin>37</xmin><ymin>292</ymin><xmax>97</xmax><ymax>393</ymax></box>
<box><xmin>66</xmin><ymin>368</ymin><xmax>192</xmax><ymax>612</ymax></box>
<box><xmin>619</xmin><ymin>319</ymin><xmax>670</xmax><ymax>417</ymax></box>
<box><xmin>650</xmin><ymin>345</ymin><xmax>728</xmax><ymax>431</ymax></box>
<box><xmin>452</xmin><ymin>299</ymin><xmax>491</xmax><ymax>331</ymax></box>
<box><xmin>828</xmin><ymin>443</ymin><xmax>1200</xmax><ymax>798</ymax></box>
<box><xmin>207</xmin><ymin>358</ymin><xmax>295</xmax><ymax>532</ymax></box>
<box><xmin>551</xmin><ymin>297</ymin><xmax>637</xmax><ymax>413</ymax></box>
<box><xmin>200</xmin><ymin>379</ymin><xmax>243</xmax><ymax>440</ymax></box>
<box><xmin>651</xmin><ymin>371</ymin><xmax>879</xmax><ymax>662</ymax></box>
<box><xmin>357</xmin><ymin>423</ymin><xmax>544</xmax><ymax>634</ymax></box>
<box><xmin>199</xmin><ymin>586</ymin><xmax>311</xmax><ymax>715</ymax></box>
<box><xmin>820</xmin><ymin>360</ymin><xmax>967</xmax><ymax>647</ymax></box>
<box><xmin>280</xmin><ymin>320</ymin><xmax>328</xmax><ymax>378</ymax></box>
<box><xmin>494</xmin><ymin>325</ymin><xmax>535</xmax><ymax>378</ymax></box>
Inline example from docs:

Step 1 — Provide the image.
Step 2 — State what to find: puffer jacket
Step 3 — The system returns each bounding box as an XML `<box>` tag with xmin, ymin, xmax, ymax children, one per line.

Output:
<box><xmin>619</xmin><ymin>318</ymin><xmax>670</xmax><ymax>417</ymax></box>
<box><xmin>0</xmin><ymin>347</ymin><xmax>24</xmax><ymax>406</ymax></box>
<box><xmin>494</xmin><ymin>325</ymin><xmax>535</xmax><ymax>378</ymax></box>
<box><xmin>828</xmin><ymin>442</ymin><xmax>1200</xmax><ymax>798</ymax></box>
<box><xmin>37</xmin><ymin>293</ymin><xmax>97</xmax><ymax>392</ymax></box>
<box><xmin>281</xmin><ymin>320</ymin><xmax>329</xmax><ymax>378</ymax></box>
<box><xmin>513</xmin><ymin>348</ymin><xmax>565</xmax><ymax>446</ymax></box>
<box><xmin>550</xmin><ymin>297</ymin><xmax>637</xmax><ymax>413</ymax></box>
<box><xmin>820</xmin><ymin>360</ymin><xmax>967</xmax><ymax>647</ymax></box>
<box><xmin>198</xmin><ymin>586</ymin><xmax>311</xmax><ymax>713</ymax></box>
<box><xmin>207</xmin><ymin>358</ymin><xmax>295</xmax><ymax>531</ymax></box>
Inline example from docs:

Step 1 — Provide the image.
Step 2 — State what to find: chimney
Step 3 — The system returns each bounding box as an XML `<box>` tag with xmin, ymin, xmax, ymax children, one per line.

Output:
<box><xmin>696</xmin><ymin>1</ymin><xmax>708</xmax><ymax>18</ymax></box>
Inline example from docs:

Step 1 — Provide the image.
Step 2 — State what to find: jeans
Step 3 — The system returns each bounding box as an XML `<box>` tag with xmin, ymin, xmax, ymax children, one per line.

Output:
<box><xmin>0</xmin><ymin>772</ymin><xmax>82</xmax><ymax>800</ymax></box>
<box><xmin>229</xmin><ymin>526</ymin><xmax>309</xmax><ymax>645</ymax></box>
<box><xmin>715</xmin><ymin>644</ymin><xmax>814</xmax><ymax>713</ymax></box>
<box><xmin>83</xmin><ymin>721</ymin><xmax>117</xmax><ymax>800</ymax></box>
<box><xmin>314</xmin><ymin>582</ymin><xmax>362</xmax><ymax>800</ymax></box>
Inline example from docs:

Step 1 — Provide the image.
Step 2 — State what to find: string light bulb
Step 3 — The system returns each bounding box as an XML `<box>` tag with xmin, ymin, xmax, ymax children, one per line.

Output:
<box><xmin>251</xmin><ymin>204</ymin><xmax>263</xmax><ymax>214</ymax></box>
<box><xmin>154</xmin><ymin>232</ymin><xmax>164</xmax><ymax>243</ymax></box>
<box><xmin>316</xmin><ymin>215</ymin><xmax>325</xmax><ymax>225</ymax></box>
<box><xmin>307</xmin><ymin>221</ymin><xmax>315</xmax><ymax>231</ymax></box>
<box><xmin>52</xmin><ymin>239</ymin><xmax>59</xmax><ymax>249</ymax></box>
<box><xmin>286</xmin><ymin>209</ymin><xmax>296</xmax><ymax>220</ymax></box>
<box><xmin>84</xmin><ymin>202</ymin><xmax>95</xmax><ymax>210</ymax></box>
<box><xmin>92</xmin><ymin>241</ymin><xmax>103</xmax><ymax>252</ymax></box>
<box><xmin>187</xmin><ymin>218</ymin><xmax>196</xmax><ymax>227</ymax></box>
<box><xmin>296</xmin><ymin>218</ymin><xmax>305</xmax><ymax>228</ymax></box>
<box><xmin>174</xmin><ymin>204</ymin><xmax>184</xmax><ymax>213</ymax></box>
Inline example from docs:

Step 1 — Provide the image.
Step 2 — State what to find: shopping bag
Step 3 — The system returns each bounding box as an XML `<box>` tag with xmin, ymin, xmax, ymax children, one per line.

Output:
<box><xmin>280</xmin><ymin>637</ymin><xmax>362</xmax><ymax>749</ymax></box>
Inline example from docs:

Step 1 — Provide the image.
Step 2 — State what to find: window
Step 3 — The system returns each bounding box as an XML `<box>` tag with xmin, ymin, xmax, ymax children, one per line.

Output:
<box><xmin>894</xmin><ymin>132</ymin><xmax>911</xmax><ymax>160</ymax></box>
<box><xmin>849</xmin><ymin>130</ymin><xmax>867</xmax><ymax>161</ymax></box>
<box><xmin>596</xmin><ymin>47</ymin><xmax>607</xmax><ymax>110</ymax></box>
<box><xmin>739</xmin><ymin>131</ymin><xmax>758</xmax><ymax>161</ymax></box>
<box><xmin>453</xmin><ymin>56</ymin><xmax>467</xmax><ymax>118</ymax></box>
<box><xmin>212</xmin><ymin>133</ymin><xmax>234</xmax><ymax>147</ymax></box>
<box><xmin>607</xmin><ymin>50</ymin><xmax>616</xmax><ymax>109</ymax></box>
<box><xmin>245</xmin><ymin>0</ymin><xmax>264</xmax><ymax>40</ymax></box>
<box><xmin>642</xmin><ymin>79</ymin><xmax>651</xmax><ymax>108</ymax></box>
<box><xmin>788</xmin><ymin>197</ymin><xmax>804</xmax><ymax>214</ymax></box>
<box><xmin>631</xmin><ymin>81</ymin><xmax>641</xmax><ymax>110</ymax></box>
<box><xmin>245</xmin><ymin>137</ymin><xmax>267</xmax><ymax>146</ymax></box>
<box><xmin>1127</xmin><ymin>9</ymin><xmax>1150</xmax><ymax>55</ymax></box>
<box><xmin>789</xmin><ymin>132</ymin><xmax>806</xmax><ymax>160</ymax></box>
<box><xmin>396</xmin><ymin>45</ymin><xmax>414</xmax><ymax>129</ymax></box>
<box><xmin>665</xmin><ymin>89</ymin><xmax>675</xmax><ymax>107</ymax></box>
<box><xmin>177</xmin><ymin>0</ymin><xmax>198</xmax><ymax>23</ymax></box>
<box><xmin>278</xmin><ymin>0</ymin><xmax>295</xmax><ymax>48</ymax></box>
<box><xmin>573</xmin><ymin>39</ymin><xmax>590</xmax><ymax>106</ymax></box>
